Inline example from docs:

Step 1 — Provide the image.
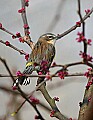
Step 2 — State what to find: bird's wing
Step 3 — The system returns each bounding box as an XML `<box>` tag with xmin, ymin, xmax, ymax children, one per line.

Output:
<box><xmin>27</xmin><ymin>41</ymin><xmax>55</xmax><ymax>67</ymax></box>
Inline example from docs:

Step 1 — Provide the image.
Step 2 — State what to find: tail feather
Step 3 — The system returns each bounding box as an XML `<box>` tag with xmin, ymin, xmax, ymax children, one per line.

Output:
<box><xmin>18</xmin><ymin>76</ymin><xmax>26</xmax><ymax>85</ymax></box>
<box><xmin>22</xmin><ymin>77</ymin><xmax>30</xmax><ymax>85</ymax></box>
<box><xmin>13</xmin><ymin>76</ymin><xmax>30</xmax><ymax>87</ymax></box>
<box><xmin>13</xmin><ymin>65</ymin><xmax>34</xmax><ymax>87</ymax></box>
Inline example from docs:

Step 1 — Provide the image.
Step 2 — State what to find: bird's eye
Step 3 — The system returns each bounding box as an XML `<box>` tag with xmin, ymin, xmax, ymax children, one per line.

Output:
<box><xmin>48</xmin><ymin>36</ymin><xmax>53</xmax><ymax>39</ymax></box>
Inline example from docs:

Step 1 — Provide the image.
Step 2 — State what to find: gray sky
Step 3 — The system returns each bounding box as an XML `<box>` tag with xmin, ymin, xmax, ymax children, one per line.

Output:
<box><xmin>0</xmin><ymin>0</ymin><xmax>93</xmax><ymax>119</ymax></box>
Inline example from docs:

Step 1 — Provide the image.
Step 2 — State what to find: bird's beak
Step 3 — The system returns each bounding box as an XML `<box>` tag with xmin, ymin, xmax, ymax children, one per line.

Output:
<box><xmin>55</xmin><ymin>36</ymin><xmax>59</xmax><ymax>40</ymax></box>
<box><xmin>52</xmin><ymin>36</ymin><xmax>58</xmax><ymax>45</ymax></box>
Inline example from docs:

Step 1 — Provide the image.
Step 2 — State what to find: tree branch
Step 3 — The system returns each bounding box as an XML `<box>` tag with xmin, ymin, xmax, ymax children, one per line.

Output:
<box><xmin>0</xmin><ymin>39</ymin><xmax>27</xmax><ymax>55</ymax></box>
<box><xmin>0</xmin><ymin>57</ymin><xmax>44</xmax><ymax>120</ymax></box>
<box><xmin>77</xmin><ymin>0</ymin><xmax>87</xmax><ymax>61</ymax></box>
<box><xmin>20</xmin><ymin>0</ymin><xmax>34</xmax><ymax>49</ymax></box>
<box><xmin>78</xmin><ymin>76</ymin><xmax>93</xmax><ymax>120</ymax></box>
<box><xmin>0</xmin><ymin>27</ymin><xmax>16</xmax><ymax>37</ymax></box>
<box><xmin>0</xmin><ymin>72</ymin><xmax>84</xmax><ymax>78</ymax></box>
<box><xmin>56</xmin><ymin>7</ymin><xmax>93</xmax><ymax>40</ymax></box>
<box><xmin>38</xmin><ymin>83</ymin><xmax>68</xmax><ymax>120</ymax></box>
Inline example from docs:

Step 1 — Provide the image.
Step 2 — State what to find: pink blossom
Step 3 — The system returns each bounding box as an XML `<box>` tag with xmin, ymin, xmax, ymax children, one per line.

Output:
<box><xmin>16</xmin><ymin>71</ymin><xmax>23</xmax><ymax>76</ymax></box>
<box><xmin>79</xmin><ymin>51</ymin><xmax>93</xmax><ymax>62</ymax></box>
<box><xmin>87</xmin><ymin>54</ymin><xmax>93</xmax><ymax>62</ymax></box>
<box><xmin>76</xmin><ymin>21</ymin><xmax>81</xmax><ymax>27</ymax></box>
<box><xmin>51</xmin><ymin>62</ymin><xmax>56</xmax><ymax>67</ymax></box>
<box><xmin>84</xmin><ymin>68</ymin><xmax>92</xmax><ymax>78</ymax></box>
<box><xmin>18</xmin><ymin>9</ymin><xmax>22</xmax><ymax>13</ymax></box>
<box><xmin>12</xmin><ymin>35</ymin><xmax>16</xmax><ymax>39</ymax></box>
<box><xmin>18</xmin><ymin>7</ymin><xmax>25</xmax><ymax>13</ymax></box>
<box><xmin>58</xmin><ymin>71</ymin><xmax>68</xmax><ymax>79</ymax></box>
<box><xmin>50</xmin><ymin>110</ymin><xmax>55</xmax><ymax>117</ymax></box>
<box><xmin>45</xmin><ymin>72</ymin><xmax>51</xmax><ymax>80</ymax></box>
<box><xmin>84</xmin><ymin>71</ymin><xmax>90</xmax><ymax>78</ymax></box>
<box><xmin>87</xmin><ymin>39</ymin><xmax>92</xmax><ymax>45</ymax></box>
<box><xmin>25</xmin><ymin>54</ymin><xmax>29</xmax><ymax>61</ymax></box>
<box><xmin>69</xmin><ymin>118</ymin><xmax>73</xmax><ymax>120</ymax></box>
<box><xmin>19</xmin><ymin>37</ymin><xmax>24</xmax><ymax>43</ymax></box>
<box><xmin>16</xmin><ymin>32</ymin><xmax>21</xmax><ymax>37</ymax></box>
<box><xmin>12</xmin><ymin>86</ymin><xmax>17</xmax><ymax>90</ymax></box>
<box><xmin>76</xmin><ymin>32</ymin><xmax>86</xmax><ymax>42</ymax></box>
<box><xmin>34</xmin><ymin>115</ymin><xmax>40</xmax><ymax>119</ymax></box>
<box><xmin>86</xmin><ymin>81</ymin><xmax>93</xmax><ymax>90</ymax></box>
<box><xmin>38</xmin><ymin>71</ymin><xmax>42</xmax><ymax>75</ymax></box>
<box><xmin>26</xmin><ymin>31</ymin><xmax>30</xmax><ymax>35</ymax></box>
<box><xmin>41</xmin><ymin>60</ymin><xmax>48</xmax><ymax>66</ymax></box>
<box><xmin>5</xmin><ymin>41</ymin><xmax>10</xmax><ymax>46</ymax></box>
<box><xmin>30</xmin><ymin>96</ymin><xmax>39</xmax><ymax>104</ymax></box>
<box><xmin>25</xmin><ymin>0</ymin><xmax>29</xmax><ymax>2</ymax></box>
<box><xmin>46</xmin><ymin>75</ymin><xmax>51</xmax><ymax>80</ymax></box>
<box><xmin>23</xmin><ymin>24</ymin><xmax>29</xmax><ymax>29</ymax></box>
<box><xmin>79</xmin><ymin>51</ymin><xmax>86</xmax><ymax>58</ymax></box>
<box><xmin>76</xmin><ymin>32</ymin><xmax>92</xmax><ymax>45</ymax></box>
<box><xmin>88</xmin><ymin>68</ymin><xmax>92</xmax><ymax>71</ymax></box>
<box><xmin>85</xmin><ymin>9</ymin><xmax>90</xmax><ymax>14</ymax></box>
<box><xmin>0</xmin><ymin>23</ymin><xmax>2</xmax><ymax>28</ymax></box>
<box><xmin>40</xmin><ymin>60</ymin><xmax>49</xmax><ymax>72</ymax></box>
<box><xmin>25</xmin><ymin>0</ymin><xmax>29</xmax><ymax>7</ymax></box>
<box><xmin>53</xmin><ymin>97</ymin><xmax>59</xmax><ymax>102</ymax></box>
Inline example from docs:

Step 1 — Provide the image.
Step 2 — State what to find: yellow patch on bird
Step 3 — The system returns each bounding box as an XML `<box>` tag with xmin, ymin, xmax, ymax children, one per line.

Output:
<box><xmin>26</xmin><ymin>62</ymin><xmax>34</xmax><ymax>67</ymax></box>
<box><xmin>11</xmin><ymin>112</ymin><xmax>17</xmax><ymax>117</ymax></box>
<box><xmin>47</xmin><ymin>40</ymin><xmax>54</xmax><ymax>44</ymax></box>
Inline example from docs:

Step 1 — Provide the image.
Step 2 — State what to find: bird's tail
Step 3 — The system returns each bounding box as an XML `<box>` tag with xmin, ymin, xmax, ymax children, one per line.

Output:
<box><xmin>13</xmin><ymin>76</ymin><xmax>30</xmax><ymax>87</ymax></box>
<box><xmin>13</xmin><ymin>64</ymin><xmax>34</xmax><ymax>88</ymax></box>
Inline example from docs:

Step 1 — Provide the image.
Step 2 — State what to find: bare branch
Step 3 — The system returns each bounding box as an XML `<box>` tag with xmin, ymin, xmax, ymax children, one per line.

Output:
<box><xmin>0</xmin><ymin>39</ymin><xmax>27</xmax><ymax>55</ymax></box>
<box><xmin>0</xmin><ymin>73</ymin><xmax>84</xmax><ymax>78</ymax></box>
<box><xmin>0</xmin><ymin>86</ymin><xmax>20</xmax><ymax>95</ymax></box>
<box><xmin>0</xmin><ymin>27</ymin><xmax>16</xmax><ymax>37</ymax></box>
<box><xmin>0</xmin><ymin>85</ymin><xmax>51</xmax><ymax>114</ymax></box>
<box><xmin>20</xmin><ymin>0</ymin><xmax>34</xmax><ymax>49</ymax></box>
<box><xmin>56</xmin><ymin>7</ymin><xmax>93</xmax><ymax>40</ymax></box>
<box><xmin>77</xmin><ymin>1</ymin><xmax>93</xmax><ymax>119</ymax></box>
<box><xmin>77</xmin><ymin>0</ymin><xmax>87</xmax><ymax>61</ymax></box>
<box><xmin>38</xmin><ymin>83</ymin><xmax>68</xmax><ymax>120</ymax></box>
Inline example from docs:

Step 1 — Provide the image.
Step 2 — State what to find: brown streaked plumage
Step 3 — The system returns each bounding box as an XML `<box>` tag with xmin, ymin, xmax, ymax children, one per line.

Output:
<box><xmin>13</xmin><ymin>33</ymin><xmax>57</xmax><ymax>87</ymax></box>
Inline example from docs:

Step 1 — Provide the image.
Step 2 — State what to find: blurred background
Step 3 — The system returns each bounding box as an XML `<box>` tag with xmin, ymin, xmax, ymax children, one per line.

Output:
<box><xmin>0</xmin><ymin>0</ymin><xmax>93</xmax><ymax>119</ymax></box>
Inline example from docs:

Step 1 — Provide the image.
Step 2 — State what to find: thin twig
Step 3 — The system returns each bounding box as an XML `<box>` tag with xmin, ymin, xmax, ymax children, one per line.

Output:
<box><xmin>0</xmin><ymin>86</ymin><xmax>20</xmax><ymax>95</ymax></box>
<box><xmin>77</xmin><ymin>0</ymin><xmax>87</xmax><ymax>60</ymax></box>
<box><xmin>0</xmin><ymin>27</ymin><xmax>16</xmax><ymax>37</ymax></box>
<box><xmin>56</xmin><ymin>7</ymin><xmax>93</xmax><ymax>40</ymax></box>
<box><xmin>0</xmin><ymin>57</ymin><xmax>15</xmax><ymax>82</ymax></box>
<box><xmin>17</xmin><ymin>86</ymin><xmax>45</xmax><ymax>120</ymax></box>
<box><xmin>0</xmin><ymin>73</ymin><xmax>84</xmax><ymax>78</ymax></box>
<box><xmin>20</xmin><ymin>0</ymin><xmax>34</xmax><ymax>49</ymax></box>
<box><xmin>1</xmin><ymin>60</ymin><xmax>93</xmax><ymax>79</ymax></box>
<box><xmin>21</xmin><ymin>0</ymin><xmax>29</xmax><ymax>36</ymax></box>
<box><xmin>0</xmin><ymin>85</ymin><xmax>51</xmax><ymax>113</ymax></box>
<box><xmin>0</xmin><ymin>39</ymin><xmax>27</xmax><ymax>55</ymax></box>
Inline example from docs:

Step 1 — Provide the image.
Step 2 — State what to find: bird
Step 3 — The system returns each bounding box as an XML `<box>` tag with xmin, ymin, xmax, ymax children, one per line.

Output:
<box><xmin>13</xmin><ymin>33</ymin><xmax>58</xmax><ymax>87</ymax></box>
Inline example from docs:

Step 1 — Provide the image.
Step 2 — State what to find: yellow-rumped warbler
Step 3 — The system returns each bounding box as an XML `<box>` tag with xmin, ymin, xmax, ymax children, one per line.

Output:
<box><xmin>13</xmin><ymin>33</ymin><xmax>57</xmax><ymax>87</ymax></box>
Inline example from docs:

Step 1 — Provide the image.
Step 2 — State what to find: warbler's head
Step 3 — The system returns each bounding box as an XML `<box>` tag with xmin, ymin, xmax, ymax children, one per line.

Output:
<box><xmin>39</xmin><ymin>33</ymin><xmax>58</xmax><ymax>45</ymax></box>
